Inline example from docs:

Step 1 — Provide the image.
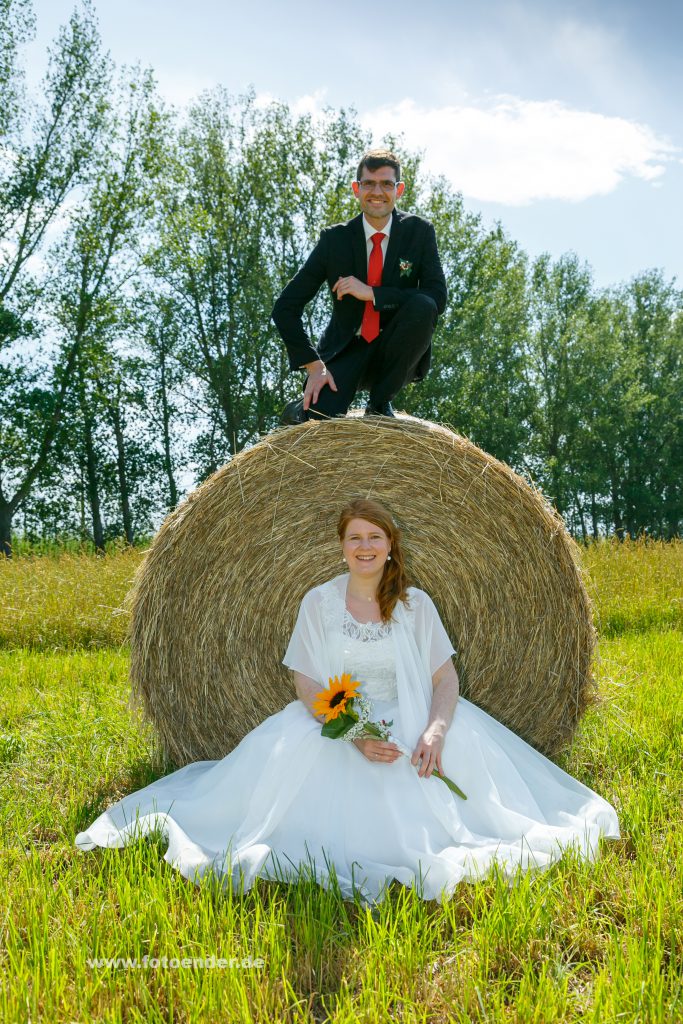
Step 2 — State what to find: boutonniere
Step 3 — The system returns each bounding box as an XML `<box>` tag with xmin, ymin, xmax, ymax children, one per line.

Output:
<box><xmin>399</xmin><ymin>258</ymin><xmax>413</xmax><ymax>277</ymax></box>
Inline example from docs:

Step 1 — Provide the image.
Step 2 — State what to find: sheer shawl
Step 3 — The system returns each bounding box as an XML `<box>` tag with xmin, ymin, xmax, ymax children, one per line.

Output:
<box><xmin>221</xmin><ymin>574</ymin><xmax>464</xmax><ymax>880</ymax></box>
<box><xmin>282</xmin><ymin>573</ymin><xmax>466</xmax><ymax>837</ymax></box>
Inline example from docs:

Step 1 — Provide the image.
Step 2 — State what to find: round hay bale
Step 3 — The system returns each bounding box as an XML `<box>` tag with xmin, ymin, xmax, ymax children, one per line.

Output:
<box><xmin>129</xmin><ymin>416</ymin><xmax>596</xmax><ymax>766</ymax></box>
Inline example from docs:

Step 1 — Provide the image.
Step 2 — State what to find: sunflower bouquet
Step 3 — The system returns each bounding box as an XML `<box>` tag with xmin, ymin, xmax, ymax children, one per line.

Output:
<box><xmin>313</xmin><ymin>673</ymin><xmax>467</xmax><ymax>800</ymax></box>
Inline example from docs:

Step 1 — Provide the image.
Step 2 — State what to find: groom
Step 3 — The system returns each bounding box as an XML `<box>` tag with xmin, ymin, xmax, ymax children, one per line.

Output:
<box><xmin>272</xmin><ymin>149</ymin><xmax>447</xmax><ymax>422</ymax></box>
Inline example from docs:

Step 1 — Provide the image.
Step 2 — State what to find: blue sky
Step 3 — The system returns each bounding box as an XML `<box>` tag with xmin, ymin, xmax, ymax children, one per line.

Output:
<box><xmin>25</xmin><ymin>0</ymin><xmax>683</xmax><ymax>289</ymax></box>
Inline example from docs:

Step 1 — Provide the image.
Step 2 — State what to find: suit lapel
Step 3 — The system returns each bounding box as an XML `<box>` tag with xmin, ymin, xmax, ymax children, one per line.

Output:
<box><xmin>382</xmin><ymin>208</ymin><xmax>403</xmax><ymax>282</ymax></box>
<box><xmin>351</xmin><ymin>214</ymin><xmax>367</xmax><ymax>280</ymax></box>
<box><xmin>351</xmin><ymin>209</ymin><xmax>403</xmax><ymax>283</ymax></box>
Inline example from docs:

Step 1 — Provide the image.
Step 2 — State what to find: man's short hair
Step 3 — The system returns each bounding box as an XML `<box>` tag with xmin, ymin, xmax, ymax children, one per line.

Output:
<box><xmin>356</xmin><ymin>149</ymin><xmax>401</xmax><ymax>182</ymax></box>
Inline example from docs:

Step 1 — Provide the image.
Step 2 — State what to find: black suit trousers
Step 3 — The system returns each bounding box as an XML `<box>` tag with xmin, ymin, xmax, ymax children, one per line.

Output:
<box><xmin>304</xmin><ymin>293</ymin><xmax>438</xmax><ymax>420</ymax></box>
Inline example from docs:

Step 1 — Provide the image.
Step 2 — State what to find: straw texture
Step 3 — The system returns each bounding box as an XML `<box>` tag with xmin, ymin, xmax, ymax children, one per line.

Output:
<box><xmin>129</xmin><ymin>416</ymin><xmax>596</xmax><ymax>766</ymax></box>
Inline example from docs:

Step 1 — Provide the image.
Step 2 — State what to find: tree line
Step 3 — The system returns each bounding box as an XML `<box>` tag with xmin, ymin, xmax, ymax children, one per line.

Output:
<box><xmin>1</xmin><ymin>0</ymin><xmax>681</xmax><ymax>555</ymax></box>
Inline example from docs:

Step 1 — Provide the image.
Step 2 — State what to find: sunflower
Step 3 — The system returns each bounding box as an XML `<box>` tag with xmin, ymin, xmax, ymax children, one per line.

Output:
<box><xmin>312</xmin><ymin>673</ymin><xmax>361</xmax><ymax>722</ymax></box>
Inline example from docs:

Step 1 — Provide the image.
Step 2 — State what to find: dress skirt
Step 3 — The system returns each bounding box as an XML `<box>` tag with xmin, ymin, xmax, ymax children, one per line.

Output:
<box><xmin>75</xmin><ymin>695</ymin><xmax>620</xmax><ymax>905</ymax></box>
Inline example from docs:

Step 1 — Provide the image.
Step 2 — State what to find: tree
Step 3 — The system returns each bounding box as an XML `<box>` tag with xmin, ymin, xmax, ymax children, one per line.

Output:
<box><xmin>525</xmin><ymin>253</ymin><xmax>596</xmax><ymax>520</ymax></box>
<box><xmin>42</xmin><ymin>67</ymin><xmax>165</xmax><ymax>549</ymax></box>
<box><xmin>0</xmin><ymin>0</ymin><xmax>35</xmax><ymax>139</ymax></box>
<box><xmin>149</xmin><ymin>90</ymin><xmax>369</xmax><ymax>467</ymax></box>
<box><xmin>0</xmin><ymin>0</ymin><xmax>110</xmax><ymax>554</ymax></box>
<box><xmin>401</xmin><ymin>178</ymin><xmax>534</xmax><ymax>468</ymax></box>
<box><xmin>129</xmin><ymin>293</ymin><xmax>186</xmax><ymax>512</ymax></box>
<box><xmin>611</xmin><ymin>272</ymin><xmax>683</xmax><ymax>537</ymax></box>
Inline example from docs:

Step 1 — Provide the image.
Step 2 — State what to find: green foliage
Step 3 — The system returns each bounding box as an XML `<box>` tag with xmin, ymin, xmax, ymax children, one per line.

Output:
<box><xmin>0</xmin><ymin>0</ymin><xmax>113</xmax><ymax>553</ymax></box>
<box><xmin>0</xmin><ymin>0</ymin><xmax>35</xmax><ymax>138</ymax></box>
<box><xmin>148</xmin><ymin>90</ymin><xmax>370</xmax><ymax>464</ymax></box>
<box><xmin>406</xmin><ymin>181</ymin><xmax>535</xmax><ymax>466</ymax></box>
<box><xmin>0</xmin><ymin>4</ymin><xmax>681</xmax><ymax>551</ymax></box>
<box><xmin>524</xmin><ymin>262</ymin><xmax>683</xmax><ymax>540</ymax></box>
<box><xmin>609</xmin><ymin>272</ymin><xmax>683</xmax><ymax>539</ymax></box>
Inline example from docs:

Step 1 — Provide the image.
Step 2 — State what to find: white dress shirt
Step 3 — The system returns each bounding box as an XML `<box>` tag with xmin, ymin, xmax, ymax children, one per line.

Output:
<box><xmin>354</xmin><ymin>214</ymin><xmax>392</xmax><ymax>336</ymax></box>
<box><xmin>361</xmin><ymin>212</ymin><xmax>391</xmax><ymax>267</ymax></box>
<box><xmin>301</xmin><ymin>215</ymin><xmax>393</xmax><ymax>365</ymax></box>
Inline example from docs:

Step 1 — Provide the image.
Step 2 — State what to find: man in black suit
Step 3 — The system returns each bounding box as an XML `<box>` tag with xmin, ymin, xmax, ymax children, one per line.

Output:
<box><xmin>272</xmin><ymin>149</ymin><xmax>447</xmax><ymax>422</ymax></box>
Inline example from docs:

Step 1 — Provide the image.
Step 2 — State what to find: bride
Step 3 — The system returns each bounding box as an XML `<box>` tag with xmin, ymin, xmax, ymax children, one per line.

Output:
<box><xmin>76</xmin><ymin>497</ymin><xmax>620</xmax><ymax>904</ymax></box>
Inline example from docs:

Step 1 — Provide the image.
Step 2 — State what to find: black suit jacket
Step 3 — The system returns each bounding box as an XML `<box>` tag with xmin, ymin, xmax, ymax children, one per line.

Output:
<box><xmin>272</xmin><ymin>208</ymin><xmax>447</xmax><ymax>381</ymax></box>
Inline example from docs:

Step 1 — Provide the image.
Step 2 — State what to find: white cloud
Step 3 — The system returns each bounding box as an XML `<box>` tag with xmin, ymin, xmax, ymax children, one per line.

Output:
<box><xmin>153</xmin><ymin>69</ymin><xmax>219</xmax><ymax>111</ymax></box>
<box><xmin>150</xmin><ymin>77</ymin><xmax>679</xmax><ymax>207</ymax></box>
<box><xmin>291</xmin><ymin>88</ymin><xmax>329</xmax><ymax>119</ymax></box>
<box><xmin>358</xmin><ymin>96</ymin><xmax>679</xmax><ymax>205</ymax></box>
<box><xmin>254</xmin><ymin>88</ymin><xmax>329</xmax><ymax>118</ymax></box>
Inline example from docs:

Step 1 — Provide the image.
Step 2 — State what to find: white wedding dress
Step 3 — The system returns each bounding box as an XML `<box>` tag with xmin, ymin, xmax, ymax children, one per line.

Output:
<box><xmin>76</xmin><ymin>579</ymin><xmax>620</xmax><ymax>905</ymax></box>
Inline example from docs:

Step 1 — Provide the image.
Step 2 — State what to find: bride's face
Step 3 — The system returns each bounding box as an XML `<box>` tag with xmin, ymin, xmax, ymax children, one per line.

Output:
<box><xmin>341</xmin><ymin>517</ymin><xmax>391</xmax><ymax>579</ymax></box>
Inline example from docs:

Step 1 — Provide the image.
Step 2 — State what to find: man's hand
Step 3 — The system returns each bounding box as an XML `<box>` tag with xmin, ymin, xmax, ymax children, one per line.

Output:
<box><xmin>411</xmin><ymin>725</ymin><xmax>446</xmax><ymax>779</ymax></box>
<box><xmin>302</xmin><ymin>359</ymin><xmax>337</xmax><ymax>411</ymax></box>
<box><xmin>332</xmin><ymin>276</ymin><xmax>375</xmax><ymax>303</ymax></box>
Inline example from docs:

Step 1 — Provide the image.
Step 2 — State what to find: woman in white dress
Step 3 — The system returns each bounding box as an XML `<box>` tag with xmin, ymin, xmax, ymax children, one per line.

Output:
<box><xmin>76</xmin><ymin>498</ymin><xmax>620</xmax><ymax>904</ymax></box>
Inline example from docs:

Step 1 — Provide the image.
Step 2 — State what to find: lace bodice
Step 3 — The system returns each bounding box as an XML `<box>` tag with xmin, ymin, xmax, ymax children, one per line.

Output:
<box><xmin>342</xmin><ymin>609</ymin><xmax>398</xmax><ymax>702</ymax></box>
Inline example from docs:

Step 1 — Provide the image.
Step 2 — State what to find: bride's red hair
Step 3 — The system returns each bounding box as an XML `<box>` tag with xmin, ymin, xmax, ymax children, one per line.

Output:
<box><xmin>337</xmin><ymin>498</ymin><xmax>410</xmax><ymax>623</ymax></box>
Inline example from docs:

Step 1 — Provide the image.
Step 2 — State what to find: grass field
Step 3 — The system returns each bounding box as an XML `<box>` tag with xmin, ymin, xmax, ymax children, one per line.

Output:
<box><xmin>0</xmin><ymin>540</ymin><xmax>681</xmax><ymax>1022</ymax></box>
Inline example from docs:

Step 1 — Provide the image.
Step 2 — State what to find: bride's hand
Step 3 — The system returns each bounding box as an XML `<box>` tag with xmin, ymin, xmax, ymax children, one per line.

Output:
<box><xmin>353</xmin><ymin>738</ymin><xmax>401</xmax><ymax>764</ymax></box>
<box><xmin>411</xmin><ymin>727</ymin><xmax>445</xmax><ymax>778</ymax></box>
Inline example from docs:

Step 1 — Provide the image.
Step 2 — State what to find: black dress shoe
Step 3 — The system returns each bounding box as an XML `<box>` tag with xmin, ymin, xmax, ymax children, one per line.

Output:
<box><xmin>364</xmin><ymin>401</ymin><xmax>396</xmax><ymax>418</ymax></box>
<box><xmin>279</xmin><ymin>398</ymin><xmax>305</xmax><ymax>425</ymax></box>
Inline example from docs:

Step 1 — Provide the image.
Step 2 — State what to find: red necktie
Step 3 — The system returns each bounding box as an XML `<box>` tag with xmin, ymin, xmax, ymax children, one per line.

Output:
<box><xmin>360</xmin><ymin>231</ymin><xmax>384</xmax><ymax>342</ymax></box>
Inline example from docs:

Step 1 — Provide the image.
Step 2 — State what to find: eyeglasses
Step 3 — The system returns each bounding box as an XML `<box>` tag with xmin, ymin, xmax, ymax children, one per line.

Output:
<box><xmin>357</xmin><ymin>179</ymin><xmax>400</xmax><ymax>192</ymax></box>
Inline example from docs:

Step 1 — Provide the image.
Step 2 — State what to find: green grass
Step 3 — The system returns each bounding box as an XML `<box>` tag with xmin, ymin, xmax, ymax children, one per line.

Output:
<box><xmin>581</xmin><ymin>538</ymin><xmax>683</xmax><ymax>636</ymax></box>
<box><xmin>0</xmin><ymin>543</ymin><xmax>681</xmax><ymax>1022</ymax></box>
<box><xmin>0</xmin><ymin>548</ymin><xmax>141</xmax><ymax>650</ymax></box>
<box><xmin>0</xmin><ymin>537</ymin><xmax>680</xmax><ymax>652</ymax></box>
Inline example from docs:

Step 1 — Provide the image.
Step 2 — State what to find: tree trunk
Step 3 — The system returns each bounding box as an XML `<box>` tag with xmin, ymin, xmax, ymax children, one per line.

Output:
<box><xmin>0</xmin><ymin>501</ymin><xmax>12</xmax><ymax>558</ymax></box>
<box><xmin>664</xmin><ymin>482</ymin><xmax>680</xmax><ymax>540</ymax></box>
<box><xmin>79</xmin><ymin>454</ymin><xmax>87</xmax><ymax>540</ymax></box>
<box><xmin>83</xmin><ymin>411</ymin><xmax>105</xmax><ymax>552</ymax></box>
<box><xmin>75</xmin><ymin>353</ymin><xmax>106</xmax><ymax>552</ymax></box>
<box><xmin>0</xmin><ymin>333</ymin><xmax>85</xmax><ymax>553</ymax></box>
<box><xmin>111</xmin><ymin>396</ymin><xmax>134</xmax><ymax>545</ymax></box>
<box><xmin>206</xmin><ymin>417</ymin><xmax>219</xmax><ymax>478</ymax></box>
<box><xmin>574</xmin><ymin>491</ymin><xmax>588</xmax><ymax>543</ymax></box>
<box><xmin>255</xmin><ymin>346</ymin><xmax>265</xmax><ymax>435</ymax></box>
<box><xmin>590</xmin><ymin>491</ymin><xmax>599</xmax><ymax>539</ymax></box>
<box><xmin>610</xmin><ymin>475</ymin><xmax>625</xmax><ymax>540</ymax></box>
<box><xmin>159</xmin><ymin>346</ymin><xmax>178</xmax><ymax>509</ymax></box>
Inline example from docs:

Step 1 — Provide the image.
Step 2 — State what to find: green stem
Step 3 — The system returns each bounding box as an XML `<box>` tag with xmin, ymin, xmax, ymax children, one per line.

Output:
<box><xmin>434</xmin><ymin>770</ymin><xmax>468</xmax><ymax>801</ymax></box>
<box><xmin>363</xmin><ymin>723</ymin><xmax>386</xmax><ymax>739</ymax></box>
